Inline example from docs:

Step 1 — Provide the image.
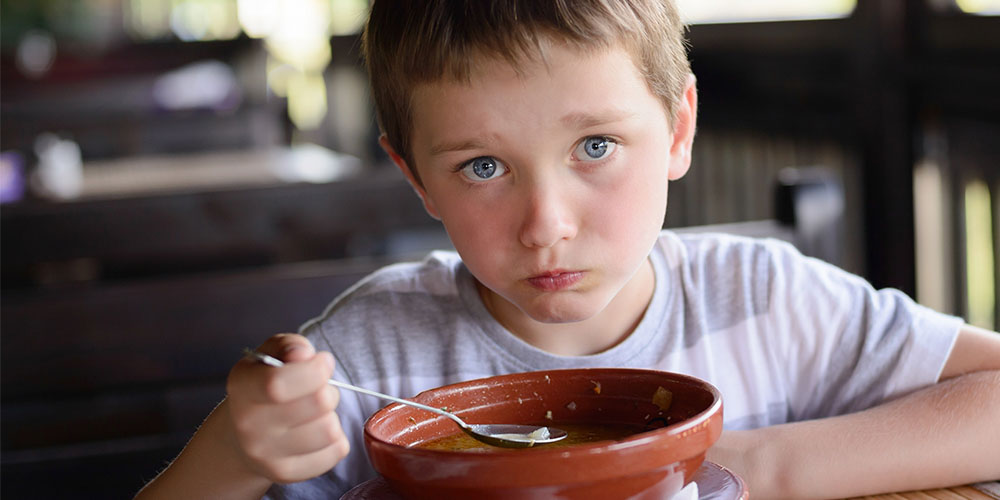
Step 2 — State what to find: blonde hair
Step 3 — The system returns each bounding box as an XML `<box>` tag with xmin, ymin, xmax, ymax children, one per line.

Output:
<box><xmin>362</xmin><ymin>0</ymin><xmax>690</xmax><ymax>183</ymax></box>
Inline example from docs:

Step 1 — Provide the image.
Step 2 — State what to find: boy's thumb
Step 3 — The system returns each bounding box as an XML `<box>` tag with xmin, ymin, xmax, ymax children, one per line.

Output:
<box><xmin>257</xmin><ymin>333</ymin><xmax>315</xmax><ymax>363</ymax></box>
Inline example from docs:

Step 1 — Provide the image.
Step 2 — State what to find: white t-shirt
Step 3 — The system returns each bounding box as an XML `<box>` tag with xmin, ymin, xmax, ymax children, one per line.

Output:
<box><xmin>265</xmin><ymin>230</ymin><xmax>962</xmax><ymax>499</ymax></box>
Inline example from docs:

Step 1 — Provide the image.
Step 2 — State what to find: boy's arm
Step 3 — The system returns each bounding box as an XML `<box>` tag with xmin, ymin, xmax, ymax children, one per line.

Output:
<box><xmin>707</xmin><ymin>324</ymin><xmax>1000</xmax><ymax>499</ymax></box>
<box><xmin>134</xmin><ymin>400</ymin><xmax>273</xmax><ymax>499</ymax></box>
<box><xmin>135</xmin><ymin>334</ymin><xmax>350</xmax><ymax>500</ymax></box>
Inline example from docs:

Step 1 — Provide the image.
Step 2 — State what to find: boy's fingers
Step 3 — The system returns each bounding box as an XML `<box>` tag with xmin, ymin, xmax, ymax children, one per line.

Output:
<box><xmin>250</xmin><ymin>385</ymin><xmax>340</xmax><ymax>429</ymax></box>
<box><xmin>258</xmin><ymin>355</ymin><xmax>333</xmax><ymax>403</ymax></box>
<box><xmin>265</xmin><ymin>438</ymin><xmax>352</xmax><ymax>484</ymax></box>
<box><xmin>269</xmin><ymin>408</ymin><xmax>347</xmax><ymax>457</ymax></box>
<box><xmin>230</xmin><ymin>346</ymin><xmax>334</xmax><ymax>404</ymax></box>
<box><xmin>256</xmin><ymin>333</ymin><xmax>315</xmax><ymax>363</ymax></box>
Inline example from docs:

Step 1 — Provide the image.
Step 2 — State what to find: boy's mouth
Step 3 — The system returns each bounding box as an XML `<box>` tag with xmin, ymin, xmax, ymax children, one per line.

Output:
<box><xmin>525</xmin><ymin>270</ymin><xmax>584</xmax><ymax>292</ymax></box>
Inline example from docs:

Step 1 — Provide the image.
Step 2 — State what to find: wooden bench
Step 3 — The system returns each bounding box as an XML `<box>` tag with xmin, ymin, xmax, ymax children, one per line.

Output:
<box><xmin>1</xmin><ymin>256</ymin><xmax>401</xmax><ymax>498</ymax></box>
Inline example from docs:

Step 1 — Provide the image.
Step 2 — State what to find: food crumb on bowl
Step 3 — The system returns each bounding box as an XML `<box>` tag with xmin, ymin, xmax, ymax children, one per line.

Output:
<box><xmin>591</xmin><ymin>380</ymin><xmax>602</xmax><ymax>394</ymax></box>
<box><xmin>545</xmin><ymin>375</ymin><xmax>551</xmax><ymax>383</ymax></box>
<box><xmin>545</xmin><ymin>410</ymin><xmax>553</xmax><ymax>420</ymax></box>
<box><xmin>652</xmin><ymin>386</ymin><xmax>673</xmax><ymax>411</ymax></box>
<box><xmin>566</xmin><ymin>401</ymin><xmax>577</xmax><ymax>411</ymax></box>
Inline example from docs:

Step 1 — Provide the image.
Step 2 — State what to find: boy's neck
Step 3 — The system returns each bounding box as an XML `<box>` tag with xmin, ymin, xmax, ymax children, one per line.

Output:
<box><xmin>476</xmin><ymin>257</ymin><xmax>656</xmax><ymax>356</ymax></box>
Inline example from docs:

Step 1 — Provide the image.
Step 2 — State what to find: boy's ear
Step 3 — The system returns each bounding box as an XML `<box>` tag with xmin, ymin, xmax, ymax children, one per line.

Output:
<box><xmin>667</xmin><ymin>73</ymin><xmax>698</xmax><ymax>181</ymax></box>
<box><xmin>378</xmin><ymin>135</ymin><xmax>441</xmax><ymax>220</ymax></box>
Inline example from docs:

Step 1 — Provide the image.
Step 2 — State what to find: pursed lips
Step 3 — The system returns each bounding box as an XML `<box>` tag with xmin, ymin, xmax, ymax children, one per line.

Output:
<box><xmin>524</xmin><ymin>270</ymin><xmax>585</xmax><ymax>292</ymax></box>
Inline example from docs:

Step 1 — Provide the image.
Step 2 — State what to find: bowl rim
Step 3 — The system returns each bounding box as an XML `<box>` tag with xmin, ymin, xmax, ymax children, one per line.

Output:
<box><xmin>363</xmin><ymin>367</ymin><xmax>723</xmax><ymax>460</ymax></box>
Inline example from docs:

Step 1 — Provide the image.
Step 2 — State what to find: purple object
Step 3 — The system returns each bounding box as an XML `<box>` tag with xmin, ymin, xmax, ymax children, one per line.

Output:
<box><xmin>0</xmin><ymin>151</ymin><xmax>26</xmax><ymax>203</ymax></box>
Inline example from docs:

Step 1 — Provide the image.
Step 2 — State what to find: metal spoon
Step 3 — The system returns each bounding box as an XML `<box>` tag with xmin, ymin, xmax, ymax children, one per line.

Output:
<box><xmin>243</xmin><ymin>349</ymin><xmax>567</xmax><ymax>448</ymax></box>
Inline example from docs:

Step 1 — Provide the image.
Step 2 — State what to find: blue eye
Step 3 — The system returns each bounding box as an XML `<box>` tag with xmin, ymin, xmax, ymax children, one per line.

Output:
<box><xmin>575</xmin><ymin>136</ymin><xmax>617</xmax><ymax>161</ymax></box>
<box><xmin>460</xmin><ymin>156</ymin><xmax>507</xmax><ymax>182</ymax></box>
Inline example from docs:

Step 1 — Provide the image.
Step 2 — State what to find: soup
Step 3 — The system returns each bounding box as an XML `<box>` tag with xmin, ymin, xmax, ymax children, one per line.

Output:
<box><xmin>416</xmin><ymin>423</ymin><xmax>644</xmax><ymax>451</ymax></box>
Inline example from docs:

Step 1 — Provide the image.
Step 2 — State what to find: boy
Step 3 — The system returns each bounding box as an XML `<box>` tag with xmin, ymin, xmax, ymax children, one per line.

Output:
<box><xmin>137</xmin><ymin>1</ymin><xmax>1000</xmax><ymax>498</ymax></box>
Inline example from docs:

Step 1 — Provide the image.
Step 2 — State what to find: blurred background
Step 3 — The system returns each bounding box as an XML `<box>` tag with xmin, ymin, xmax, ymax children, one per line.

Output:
<box><xmin>1</xmin><ymin>0</ymin><xmax>998</xmax><ymax>497</ymax></box>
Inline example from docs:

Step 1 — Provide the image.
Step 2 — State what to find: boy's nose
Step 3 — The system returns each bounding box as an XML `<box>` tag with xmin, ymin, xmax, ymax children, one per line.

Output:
<box><xmin>518</xmin><ymin>183</ymin><xmax>578</xmax><ymax>249</ymax></box>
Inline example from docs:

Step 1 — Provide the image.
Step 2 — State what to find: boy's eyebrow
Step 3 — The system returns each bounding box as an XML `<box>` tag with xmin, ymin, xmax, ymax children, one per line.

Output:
<box><xmin>559</xmin><ymin>109</ymin><xmax>637</xmax><ymax>129</ymax></box>
<box><xmin>428</xmin><ymin>110</ymin><xmax>636</xmax><ymax>157</ymax></box>
<box><xmin>429</xmin><ymin>139</ymin><xmax>488</xmax><ymax>157</ymax></box>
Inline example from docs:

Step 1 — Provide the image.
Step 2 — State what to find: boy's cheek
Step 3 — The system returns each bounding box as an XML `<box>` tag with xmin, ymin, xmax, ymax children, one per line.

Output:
<box><xmin>445</xmin><ymin>222</ymin><xmax>511</xmax><ymax>263</ymax></box>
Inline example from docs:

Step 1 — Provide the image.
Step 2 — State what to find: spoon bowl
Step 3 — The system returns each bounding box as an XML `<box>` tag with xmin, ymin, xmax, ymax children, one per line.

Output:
<box><xmin>243</xmin><ymin>350</ymin><xmax>567</xmax><ymax>448</ymax></box>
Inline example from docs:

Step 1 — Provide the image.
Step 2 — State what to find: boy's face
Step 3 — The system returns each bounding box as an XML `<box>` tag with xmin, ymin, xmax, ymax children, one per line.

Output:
<box><xmin>384</xmin><ymin>41</ymin><xmax>696</xmax><ymax>341</ymax></box>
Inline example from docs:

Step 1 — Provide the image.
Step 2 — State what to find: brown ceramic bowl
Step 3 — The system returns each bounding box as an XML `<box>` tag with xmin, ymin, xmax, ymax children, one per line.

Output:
<box><xmin>364</xmin><ymin>368</ymin><xmax>723</xmax><ymax>500</ymax></box>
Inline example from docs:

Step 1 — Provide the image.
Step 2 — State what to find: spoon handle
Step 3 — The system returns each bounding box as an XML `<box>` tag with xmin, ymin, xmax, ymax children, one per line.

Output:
<box><xmin>242</xmin><ymin>349</ymin><xmax>468</xmax><ymax>429</ymax></box>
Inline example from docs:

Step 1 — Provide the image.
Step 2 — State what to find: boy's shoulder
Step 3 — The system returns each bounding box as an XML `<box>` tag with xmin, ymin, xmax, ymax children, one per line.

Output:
<box><xmin>300</xmin><ymin>249</ymin><xmax>482</xmax><ymax>389</ymax></box>
<box><xmin>298</xmin><ymin>250</ymin><xmax>467</xmax><ymax>335</ymax></box>
<box><xmin>660</xmin><ymin>229</ymin><xmax>803</xmax><ymax>268</ymax></box>
<box><xmin>657</xmin><ymin>229</ymin><xmax>835</xmax><ymax>297</ymax></box>
<box><xmin>347</xmin><ymin>250</ymin><xmax>463</xmax><ymax>298</ymax></box>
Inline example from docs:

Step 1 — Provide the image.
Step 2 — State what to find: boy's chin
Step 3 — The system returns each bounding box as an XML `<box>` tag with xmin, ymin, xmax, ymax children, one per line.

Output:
<box><xmin>522</xmin><ymin>309</ymin><xmax>593</xmax><ymax>325</ymax></box>
<box><xmin>477</xmin><ymin>280</ymin><xmax>613</xmax><ymax>326</ymax></box>
<box><xmin>517</xmin><ymin>296</ymin><xmax>608</xmax><ymax>325</ymax></box>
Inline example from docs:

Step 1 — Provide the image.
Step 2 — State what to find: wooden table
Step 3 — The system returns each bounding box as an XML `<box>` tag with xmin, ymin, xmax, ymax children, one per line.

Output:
<box><xmin>852</xmin><ymin>483</ymin><xmax>1000</xmax><ymax>499</ymax></box>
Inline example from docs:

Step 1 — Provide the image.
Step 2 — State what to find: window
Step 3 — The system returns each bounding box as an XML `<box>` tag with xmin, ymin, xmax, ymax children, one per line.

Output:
<box><xmin>676</xmin><ymin>0</ymin><xmax>856</xmax><ymax>24</ymax></box>
<box><xmin>955</xmin><ymin>0</ymin><xmax>1000</xmax><ymax>15</ymax></box>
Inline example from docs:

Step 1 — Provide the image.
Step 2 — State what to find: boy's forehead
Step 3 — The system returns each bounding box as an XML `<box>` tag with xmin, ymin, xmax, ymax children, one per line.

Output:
<box><xmin>424</xmin><ymin>42</ymin><xmax>554</xmax><ymax>88</ymax></box>
<box><xmin>401</xmin><ymin>35</ymin><xmax>671</xmax><ymax>158</ymax></box>
<box><xmin>407</xmin><ymin>42</ymin><xmax>666</xmax><ymax>153</ymax></box>
<box><xmin>410</xmin><ymin>41</ymin><xmax>643</xmax><ymax>113</ymax></box>
<box><xmin>410</xmin><ymin>42</ymin><xmax>622</xmax><ymax>112</ymax></box>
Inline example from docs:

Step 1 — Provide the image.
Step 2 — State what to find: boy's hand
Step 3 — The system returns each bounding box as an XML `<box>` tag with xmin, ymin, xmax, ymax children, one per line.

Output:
<box><xmin>226</xmin><ymin>334</ymin><xmax>350</xmax><ymax>484</ymax></box>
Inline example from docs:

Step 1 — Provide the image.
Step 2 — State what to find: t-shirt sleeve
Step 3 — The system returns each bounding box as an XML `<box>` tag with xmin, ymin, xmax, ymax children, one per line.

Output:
<box><xmin>763</xmin><ymin>240</ymin><xmax>963</xmax><ymax>421</ymax></box>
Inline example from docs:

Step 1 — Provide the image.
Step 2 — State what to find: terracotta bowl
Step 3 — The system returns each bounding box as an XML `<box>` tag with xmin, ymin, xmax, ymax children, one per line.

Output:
<box><xmin>364</xmin><ymin>368</ymin><xmax>723</xmax><ymax>500</ymax></box>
